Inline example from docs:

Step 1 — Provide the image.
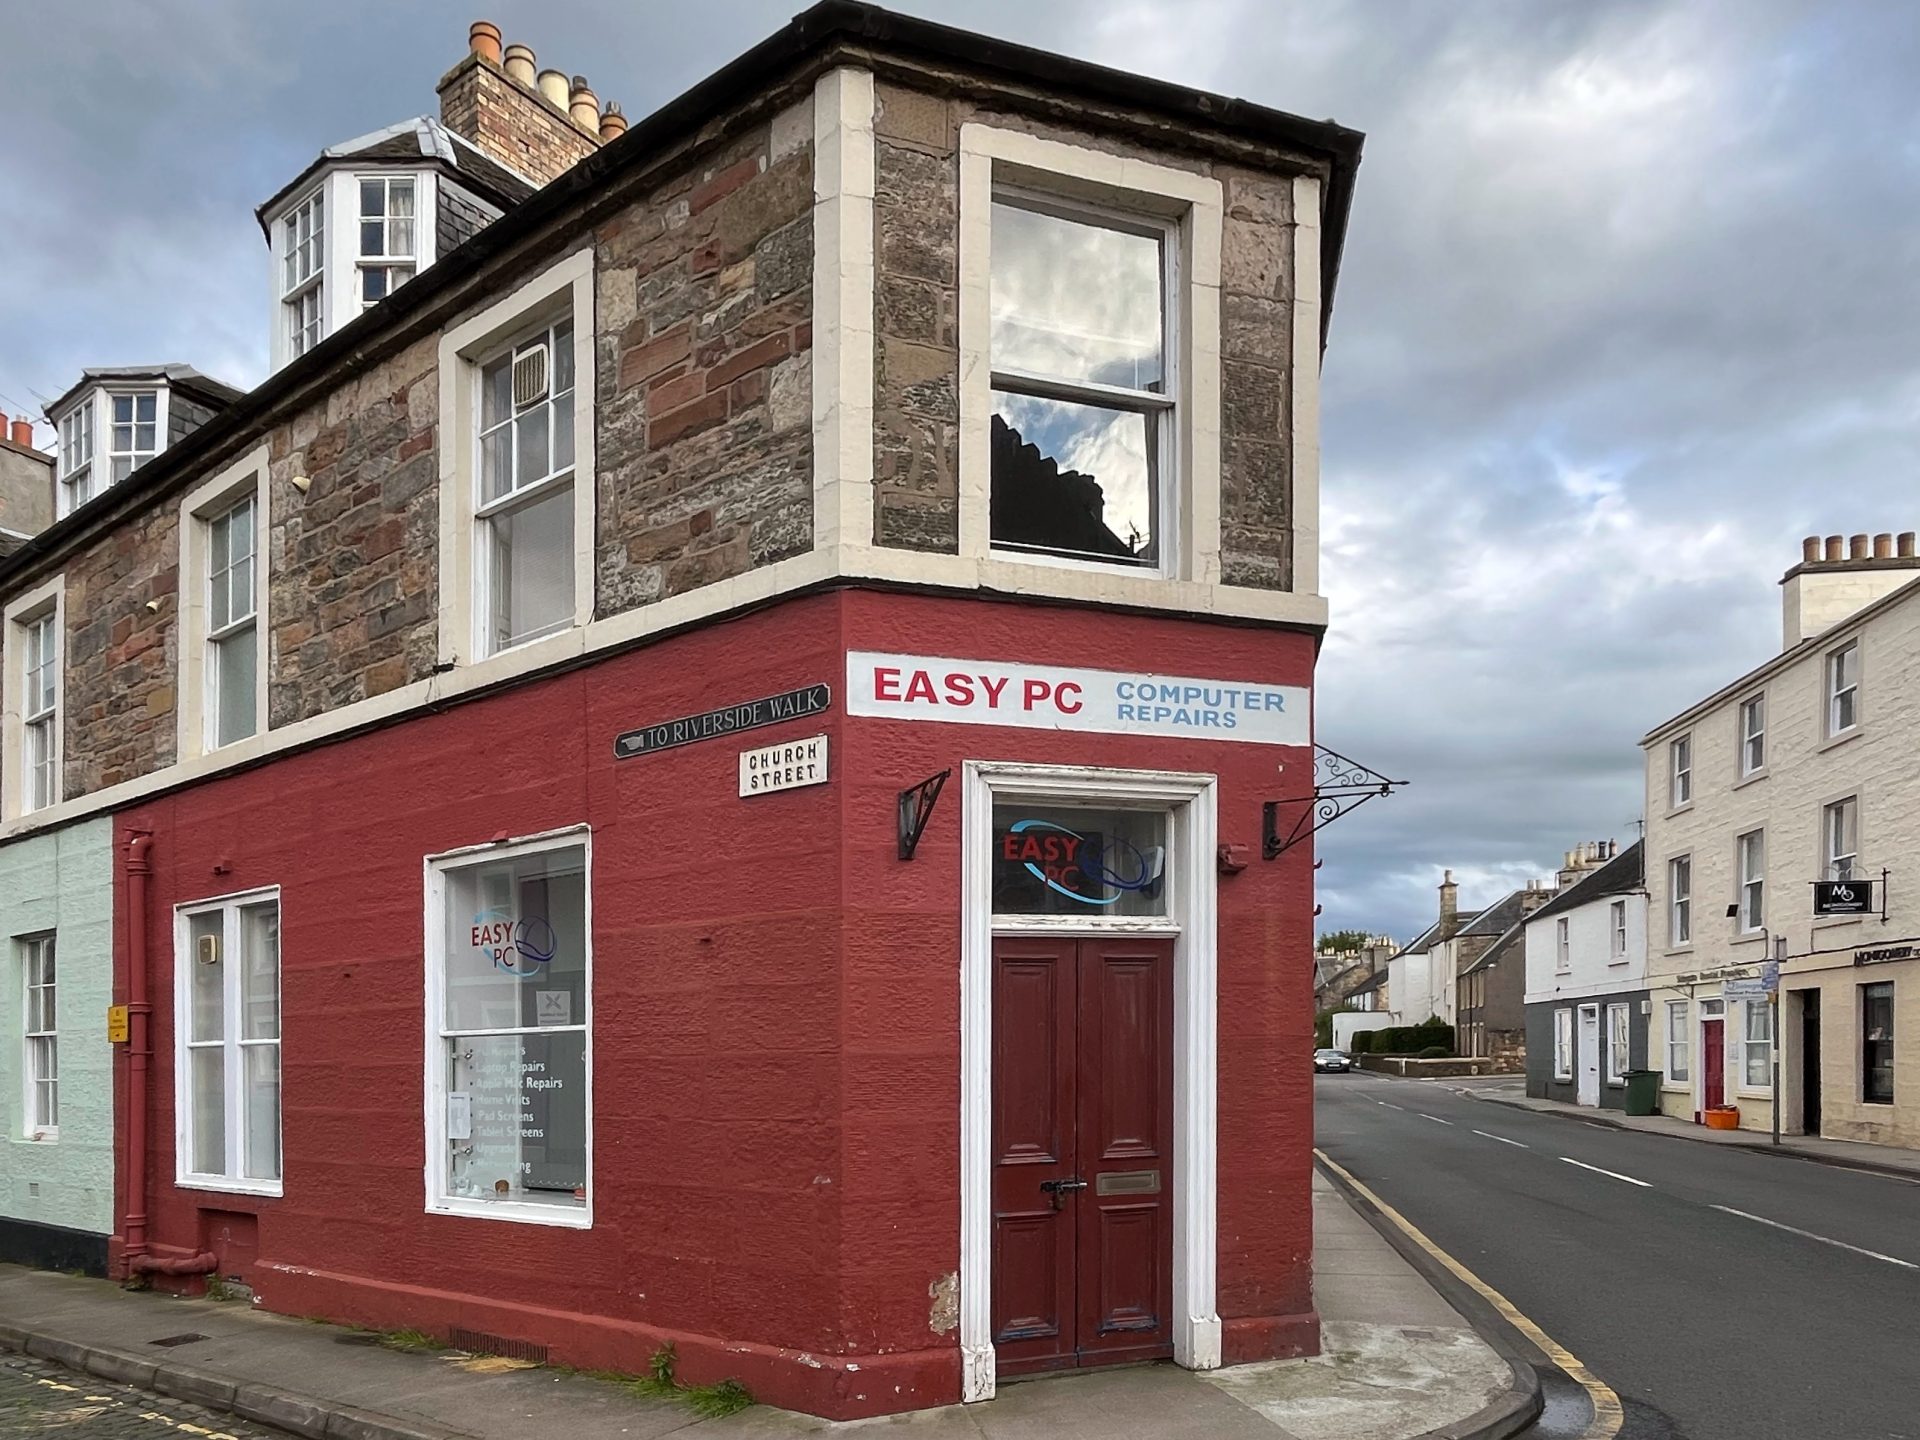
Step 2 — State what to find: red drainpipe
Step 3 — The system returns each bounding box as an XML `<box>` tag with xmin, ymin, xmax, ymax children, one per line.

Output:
<box><xmin>121</xmin><ymin>830</ymin><xmax>217</xmax><ymax>1278</ymax></box>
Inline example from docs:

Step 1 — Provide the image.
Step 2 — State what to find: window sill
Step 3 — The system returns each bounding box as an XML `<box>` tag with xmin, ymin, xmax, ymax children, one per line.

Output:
<box><xmin>1818</xmin><ymin>727</ymin><xmax>1863</xmax><ymax>755</ymax></box>
<box><xmin>17</xmin><ymin>1132</ymin><xmax>58</xmax><ymax>1144</ymax></box>
<box><xmin>1730</xmin><ymin>931</ymin><xmax>1768</xmax><ymax>946</ymax></box>
<box><xmin>427</xmin><ymin>1198</ymin><xmax>593</xmax><ymax>1230</ymax></box>
<box><xmin>1732</xmin><ymin>769</ymin><xmax>1769</xmax><ymax>790</ymax></box>
<box><xmin>1666</xmin><ymin>801</ymin><xmax>1694</xmax><ymax>819</ymax></box>
<box><xmin>176</xmin><ymin>1175</ymin><xmax>283</xmax><ymax>1199</ymax></box>
<box><xmin>1812</xmin><ymin>915</ymin><xmax>1864</xmax><ymax>932</ymax></box>
<box><xmin>1608</xmin><ymin>956</ymin><xmax>1629</xmax><ymax>967</ymax></box>
<box><xmin>1663</xmin><ymin>944</ymin><xmax>1695</xmax><ymax>957</ymax></box>
<box><xmin>1662</xmin><ymin>1079</ymin><xmax>1689</xmax><ymax>1091</ymax></box>
<box><xmin>1553</xmin><ymin>1073</ymin><xmax>1572</xmax><ymax>1083</ymax></box>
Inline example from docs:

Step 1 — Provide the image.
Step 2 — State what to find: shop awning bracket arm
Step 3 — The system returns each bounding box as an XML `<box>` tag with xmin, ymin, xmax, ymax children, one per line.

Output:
<box><xmin>899</xmin><ymin>769</ymin><xmax>952</xmax><ymax>861</ymax></box>
<box><xmin>1263</xmin><ymin>745</ymin><xmax>1405</xmax><ymax>861</ymax></box>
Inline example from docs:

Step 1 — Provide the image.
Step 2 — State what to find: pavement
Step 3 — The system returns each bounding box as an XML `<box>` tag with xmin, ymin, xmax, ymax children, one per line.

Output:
<box><xmin>1465</xmin><ymin>1075</ymin><xmax>1920</xmax><ymax>1179</ymax></box>
<box><xmin>0</xmin><ymin>1168</ymin><xmax>1534</xmax><ymax>1440</ymax></box>
<box><xmin>1317</xmin><ymin>1071</ymin><xmax>1920</xmax><ymax>1440</ymax></box>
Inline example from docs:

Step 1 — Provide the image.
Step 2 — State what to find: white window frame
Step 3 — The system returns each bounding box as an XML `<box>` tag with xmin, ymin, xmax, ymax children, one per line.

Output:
<box><xmin>1823</xmin><ymin>795</ymin><xmax>1860</xmax><ymax>883</ymax></box>
<box><xmin>1554</xmin><ymin>916</ymin><xmax>1570</xmax><ymax>973</ymax></box>
<box><xmin>423</xmin><ymin>825</ymin><xmax>594</xmax><ymax>1230</ymax></box>
<box><xmin>173</xmin><ymin>887</ymin><xmax>282</xmax><ymax>1196</ymax></box>
<box><xmin>1736</xmin><ymin>829</ymin><xmax>1765</xmax><ymax>935</ymax></box>
<box><xmin>1740</xmin><ymin>997</ymin><xmax>1772</xmax><ymax>1093</ymax></box>
<box><xmin>1738</xmin><ymin>693</ymin><xmax>1765</xmax><ymax>778</ymax></box>
<box><xmin>1665</xmin><ymin>999</ymin><xmax>1690</xmax><ymax>1083</ymax></box>
<box><xmin>55</xmin><ymin>398</ymin><xmax>96</xmax><ymax>516</ymax></box>
<box><xmin>1553</xmin><ymin>1007</ymin><xmax>1573</xmax><ymax>1080</ymax></box>
<box><xmin>1825</xmin><ymin>641</ymin><xmax>1860</xmax><ymax>740</ymax></box>
<box><xmin>177</xmin><ymin>448</ymin><xmax>271</xmax><ymax>760</ymax></box>
<box><xmin>1609</xmin><ymin>900</ymin><xmax>1628</xmax><ymax>963</ymax></box>
<box><xmin>105</xmin><ymin>389</ymin><xmax>164</xmax><ymax>485</ymax></box>
<box><xmin>957</xmin><ymin>124</ymin><xmax>1224</xmax><ymax>586</ymax></box>
<box><xmin>3</xmin><ymin>575</ymin><xmax>65</xmax><ymax>823</ymax></box>
<box><xmin>281</xmin><ymin>187</ymin><xmax>326</xmax><ymax>360</ymax></box>
<box><xmin>437</xmin><ymin>249</ymin><xmax>596</xmax><ymax>672</ymax></box>
<box><xmin>20</xmin><ymin>933</ymin><xmax>57</xmax><ymax>1139</ymax></box>
<box><xmin>355</xmin><ymin>173</ymin><xmax>419</xmax><ymax>311</ymax></box>
<box><xmin>1669</xmin><ymin>855</ymin><xmax>1692</xmax><ymax>948</ymax></box>
<box><xmin>1606</xmin><ymin>1002</ymin><xmax>1629</xmax><ymax>1086</ymax></box>
<box><xmin>1669</xmin><ymin>734</ymin><xmax>1692</xmax><ymax>809</ymax></box>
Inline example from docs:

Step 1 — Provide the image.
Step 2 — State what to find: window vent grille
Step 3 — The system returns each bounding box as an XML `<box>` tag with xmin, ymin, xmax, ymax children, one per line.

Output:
<box><xmin>511</xmin><ymin>344</ymin><xmax>550</xmax><ymax>409</ymax></box>
<box><xmin>448</xmin><ymin>1327</ymin><xmax>549</xmax><ymax>1364</ymax></box>
<box><xmin>197</xmin><ymin>932</ymin><xmax>221</xmax><ymax>967</ymax></box>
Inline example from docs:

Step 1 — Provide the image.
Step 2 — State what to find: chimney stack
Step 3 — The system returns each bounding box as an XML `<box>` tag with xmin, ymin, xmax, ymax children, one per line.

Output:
<box><xmin>440</xmin><ymin>23</ymin><xmax>606</xmax><ymax>187</ymax></box>
<box><xmin>1782</xmin><ymin>531</ymin><xmax>1920</xmax><ymax>648</ymax></box>
<box><xmin>1438</xmin><ymin>869</ymin><xmax>1460</xmax><ymax>941</ymax></box>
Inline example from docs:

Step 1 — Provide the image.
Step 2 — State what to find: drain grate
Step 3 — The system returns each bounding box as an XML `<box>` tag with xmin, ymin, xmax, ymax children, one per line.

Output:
<box><xmin>148</xmin><ymin>1333</ymin><xmax>210</xmax><ymax>1348</ymax></box>
<box><xmin>447</xmin><ymin>1327</ymin><xmax>548</xmax><ymax>1365</ymax></box>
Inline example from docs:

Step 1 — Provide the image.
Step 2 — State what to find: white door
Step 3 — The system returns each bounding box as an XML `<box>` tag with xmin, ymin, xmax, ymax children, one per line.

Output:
<box><xmin>1577</xmin><ymin>1006</ymin><xmax>1602</xmax><ymax>1106</ymax></box>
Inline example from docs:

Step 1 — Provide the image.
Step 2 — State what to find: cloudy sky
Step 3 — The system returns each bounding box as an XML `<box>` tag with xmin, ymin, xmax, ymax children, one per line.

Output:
<box><xmin>5</xmin><ymin>3</ymin><xmax>1917</xmax><ymax>940</ymax></box>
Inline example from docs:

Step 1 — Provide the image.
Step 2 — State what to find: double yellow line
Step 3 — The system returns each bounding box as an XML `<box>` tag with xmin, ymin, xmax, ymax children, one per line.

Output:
<box><xmin>1316</xmin><ymin>1149</ymin><xmax>1624</xmax><ymax>1439</ymax></box>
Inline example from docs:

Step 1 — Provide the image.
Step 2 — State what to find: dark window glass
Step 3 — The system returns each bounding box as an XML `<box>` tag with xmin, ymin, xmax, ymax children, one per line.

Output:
<box><xmin>1862</xmin><ymin>982</ymin><xmax>1894</xmax><ymax>1104</ymax></box>
<box><xmin>991</xmin><ymin>804</ymin><xmax>1168</xmax><ymax>917</ymax></box>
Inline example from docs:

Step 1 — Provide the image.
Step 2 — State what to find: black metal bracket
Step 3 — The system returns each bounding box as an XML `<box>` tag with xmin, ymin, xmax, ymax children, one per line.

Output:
<box><xmin>1263</xmin><ymin>745</ymin><xmax>1405</xmax><ymax>861</ymax></box>
<box><xmin>898</xmin><ymin>770</ymin><xmax>952</xmax><ymax>861</ymax></box>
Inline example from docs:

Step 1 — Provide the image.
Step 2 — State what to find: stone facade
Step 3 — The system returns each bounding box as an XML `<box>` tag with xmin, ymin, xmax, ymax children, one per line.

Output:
<box><xmin>438</xmin><ymin>56</ymin><xmax>599</xmax><ymax>187</ymax></box>
<box><xmin>595</xmin><ymin>125</ymin><xmax>814</xmax><ymax>612</ymax></box>
<box><xmin>0</xmin><ymin>437</ymin><xmax>53</xmax><ymax>539</ymax></box>
<box><xmin>269</xmin><ymin>336</ymin><xmax>443</xmax><ymax>726</ymax></box>
<box><xmin>865</xmin><ymin>82</ymin><xmax>1305</xmax><ymax>586</ymax></box>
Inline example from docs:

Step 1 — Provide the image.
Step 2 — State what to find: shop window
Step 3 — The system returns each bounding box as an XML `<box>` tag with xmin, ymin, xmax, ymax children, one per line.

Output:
<box><xmin>1742</xmin><ymin>999</ymin><xmax>1772</xmax><ymax>1090</ymax></box>
<box><xmin>1666</xmin><ymin>1000</ymin><xmax>1689</xmax><ymax>1082</ymax></box>
<box><xmin>428</xmin><ymin>834</ymin><xmax>590</xmax><ymax>1225</ymax></box>
<box><xmin>1606</xmin><ymin>1002</ymin><xmax>1629</xmax><ymax>1085</ymax></box>
<box><xmin>991</xmin><ymin>804</ymin><xmax>1168</xmax><ymax>918</ymax></box>
<box><xmin>176</xmin><ymin>892</ymin><xmax>281</xmax><ymax>1192</ymax></box>
<box><xmin>21</xmin><ymin>934</ymin><xmax>56</xmax><ymax>1138</ymax></box>
<box><xmin>1862</xmin><ymin>982</ymin><xmax>1893</xmax><ymax>1105</ymax></box>
<box><xmin>988</xmin><ymin>197</ymin><xmax>1173</xmax><ymax>570</ymax></box>
<box><xmin>1553</xmin><ymin>1008</ymin><xmax>1572</xmax><ymax>1079</ymax></box>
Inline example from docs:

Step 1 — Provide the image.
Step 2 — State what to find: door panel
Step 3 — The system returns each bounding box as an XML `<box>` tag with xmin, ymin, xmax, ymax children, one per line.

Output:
<box><xmin>1703</xmin><ymin>1019</ymin><xmax>1725</xmax><ymax>1111</ymax></box>
<box><xmin>1801</xmin><ymin>992</ymin><xmax>1822</xmax><ymax>1135</ymax></box>
<box><xmin>991</xmin><ymin>935</ymin><xmax>1174</xmax><ymax>1374</ymax></box>
<box><xmin>1076</xmin><ymin>938</ymin><xmax>1173</xmax><ymax>1361</ymax></box>
<box><xmin>991</xmin><ymin>939</ymin><xmax>1077</xmax><ymax>1371</ymax></box>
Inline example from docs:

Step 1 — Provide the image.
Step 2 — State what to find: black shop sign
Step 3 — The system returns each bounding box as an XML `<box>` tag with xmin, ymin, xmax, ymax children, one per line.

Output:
<box><xmin>1813</xmin><ymin>879</ymin><xmax>1876</xmax><ymax>916</ymax></box>
<box><xmin>613</xmin><ymin>683</ymin><xmax>832</xmax><ymax>759</ymax></box>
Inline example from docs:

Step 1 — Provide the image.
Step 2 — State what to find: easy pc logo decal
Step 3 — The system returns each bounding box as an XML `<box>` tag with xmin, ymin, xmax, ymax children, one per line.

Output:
<box><xmin>470</xmin><ymin>908</ymin><xmax>558</xmax><ymax>977</ymax></box>
<box><xmin>1002</xmin><ymin>818</ymin><xmax>1162</xmax><ymax>906</ymax></box>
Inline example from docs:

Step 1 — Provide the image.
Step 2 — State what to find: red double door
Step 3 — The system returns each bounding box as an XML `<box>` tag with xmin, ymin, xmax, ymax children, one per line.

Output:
<box><xmin>991</xmin><ymin>935</ymin><xmax>1174</xmax><ymax>1376</ymax></box>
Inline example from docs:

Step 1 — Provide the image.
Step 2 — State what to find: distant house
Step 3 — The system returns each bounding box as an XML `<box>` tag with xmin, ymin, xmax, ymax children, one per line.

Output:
<box><xmin>0</xmin><ymin>412</ymin><xmax>53</xmax><ymax>553</ymax></box>
<box><xmin>1313</xmin><ymin>934</ymin><xmax>1399</xmax><ymax>1014</ymax></box>
<box><xmin>1523</xmin><ymin>841</ymin><xmax>1647</xmax><ymax>1109</ymax></box>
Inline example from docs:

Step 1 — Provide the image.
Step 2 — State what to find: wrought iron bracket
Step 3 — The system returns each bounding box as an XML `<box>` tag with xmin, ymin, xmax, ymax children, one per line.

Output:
<box><xmin>898</xmin><ymin>769</ymin><xmax>952</xmax><ymax>861</ymax></box>
<box><xmin>1262</xmin><ymin>745</ymin><xmax>1405</xmax><ymax>861</ymax></box>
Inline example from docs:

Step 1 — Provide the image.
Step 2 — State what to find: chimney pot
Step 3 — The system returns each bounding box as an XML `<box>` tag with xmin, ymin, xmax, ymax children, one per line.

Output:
<box><xmin>536</xmin><ymin>67</ymin><xmax>570</xmax><ymax>110</ymax></box>
<box><xmin>599</xmin><ymin>100</ymin><xmax>627</xmax><ymax>142</ymax></box>
<box><xmin>1850</xmin><ymin>533</ymin><xmax>1870</xmax><ymax>560</ymax></box>
<box><xmin>1902</xmin><ymin>532</ymin><xmax>1917</xmax><ymax>559</ymax></box>
<box><xmin>9</xmin><ymin>418</ymin><xmax>30</xmax><ymax>448</ymax></box>
<box><xmin>1802</xmin><ymin>535</ymin><xmax>1822</xmax><ymax>564</ymax></box>
<box><xmin>502</xmin><ymin>42</ymin><xmax>536</xmax><ymax>85</ymax></box>
<box><xmin>569</xmin><ymin>77</ymin><xmax>599</xmax><ymax>132</ymax></box>
<box><xmin>1825</xmin><ymin>535</ymin><xmax>1844</xmax><ymax>562</ymax></box>
<box><xmin>468</xmin><ymin>20</ymin><xmax>502</xmax><ymax>65</ymax></box>
<box><xmin>1875</xmin><ymin>532</ymin><xmax>1894</xmax><ymax>559</ymax></box>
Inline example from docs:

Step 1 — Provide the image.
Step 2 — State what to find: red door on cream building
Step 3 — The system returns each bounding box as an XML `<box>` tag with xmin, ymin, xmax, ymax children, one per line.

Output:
<box><xmin>991</xmin><ymin>935</ymin><xmax>1174</xmax><ymax>1375</ymax></box>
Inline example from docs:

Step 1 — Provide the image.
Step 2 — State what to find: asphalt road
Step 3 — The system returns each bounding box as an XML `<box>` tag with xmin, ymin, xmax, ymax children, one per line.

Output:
<box><xmin>0</xmin><ymin>1351</ymin><xmax>293</xmax><ymax>1438</ymax></box>
<box><xmin>1316</xmin><ymin>1073</ymin><xmax>1920</xmax><ymax>1440</ymax></box>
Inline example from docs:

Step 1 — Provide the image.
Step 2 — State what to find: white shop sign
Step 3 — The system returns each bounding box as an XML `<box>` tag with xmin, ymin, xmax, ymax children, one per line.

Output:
<box><xmin>846</xmin><ymin>651</ymin><xmax>1309</xmax><ymax>746</ymax></box>
<box><xmin>739</xmin><ymin>734</ymin><xmax>830</xmax><ymax>796</ymax></box>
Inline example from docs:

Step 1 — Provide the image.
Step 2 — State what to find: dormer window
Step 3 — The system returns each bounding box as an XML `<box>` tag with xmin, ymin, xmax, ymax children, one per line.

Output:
<box><xmin>358</xmin><ymin>177</ymin><xmax>417</xmax><ymax>308</ymax></box>
<box><xmin>57</xmin><ymin>400</ymin><xmax>95</xmax><ymax>512</ymax></box>
<box><xmin>282</xmin><ymin>188</ymin><xmax>326</xmax><ymax>358</ymax></box>
<box><xmin>109</xmin><ymin>392</ymin><xmax>159</xmax><ymax>483</ymax></box>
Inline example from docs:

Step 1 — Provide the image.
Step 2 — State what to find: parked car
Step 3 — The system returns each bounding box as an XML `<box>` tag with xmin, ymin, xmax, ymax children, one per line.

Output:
<box><xmin>1314</xmin><ymin>1048</ymin><xmax>1354</xmax><ymax>1073</ymax></box>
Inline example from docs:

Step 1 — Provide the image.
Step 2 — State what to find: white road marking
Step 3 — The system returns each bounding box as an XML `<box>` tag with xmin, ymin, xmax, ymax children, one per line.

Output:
<box><xmin>1380</xmin><ymin>1102</ymin><xmax>1405</xmax><ymax>1111</ymax></box>
<box><xmin>1472</xmin><ymin>1129</ymin><xmax>1528</xmax><ymax>1148</ymax></box>
<box><xmin>1419</xmin><ymin>1114</ymin><xmax>1454</xmax><ymax>1126</ymax></box>
<box><xmin>1582</xmin><ymin>1122</ymin><xmax>1612</xmax><ymax>1130</ymax></box>
<box><xmin>1560</xmin><ymin>1157</ymin><xmax>1651</xmax><ymax>1187</ymax></box>
<box><xmin>1711</xmin><ymin>1205</ymin><xmax>1920</xmax><ymax>1269</ymax></box>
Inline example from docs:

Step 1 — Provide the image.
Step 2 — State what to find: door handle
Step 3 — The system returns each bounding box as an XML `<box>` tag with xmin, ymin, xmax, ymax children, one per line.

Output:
<box><xmin>1039</xmin><ymin>1177</ymin><xmax>1088</xmax><ymax>1211</ymax></box>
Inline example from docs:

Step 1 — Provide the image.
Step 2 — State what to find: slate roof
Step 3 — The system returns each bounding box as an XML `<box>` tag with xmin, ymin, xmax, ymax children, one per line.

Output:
<box><xmin>1397</xmin><ymin>912</ymin><xmax>1483</xmax><ymax>957</ymax></box>
<box><xmin>255</xmin><ymin>116</ymin><xmax>540</xmax><ymax>233</ymax></box>
<box><xmin>45</xmin><ymin>366</ymin><xmax>246</xmax><ymax>420</ymax></box>
<box><xmin>1347</xmin><ymin>969</ymin><xmax>1389</xmax><ymax>996</ymax></box>
<box><xmin>1459</xmin><ymin>888</ymin><xmax>1539</xmax><ymax>939</ymax></box>
<box><xmin>1523</xmin><ymin>841</ymin><xmax>1645</xmax><ymax>928</ymax></box>
<box><xmin>1460</xmin><ymin>915</ymin><xmax>1526</xmax><ymax>977</ymax></box>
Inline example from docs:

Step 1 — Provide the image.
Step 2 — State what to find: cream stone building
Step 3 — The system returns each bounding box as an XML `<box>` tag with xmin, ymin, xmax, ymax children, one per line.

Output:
<box><xmin>1643</xmin><ymin>533</ymin><xmax>1919</xmax><ymax>1149</ymax></box>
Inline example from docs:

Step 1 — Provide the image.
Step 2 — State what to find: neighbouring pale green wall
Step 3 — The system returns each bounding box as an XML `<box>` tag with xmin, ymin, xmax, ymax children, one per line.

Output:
<box><xmin>1</xmin><ymin>816</ymin><xmax>115</xmax><ymax>1236</ymax></box>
